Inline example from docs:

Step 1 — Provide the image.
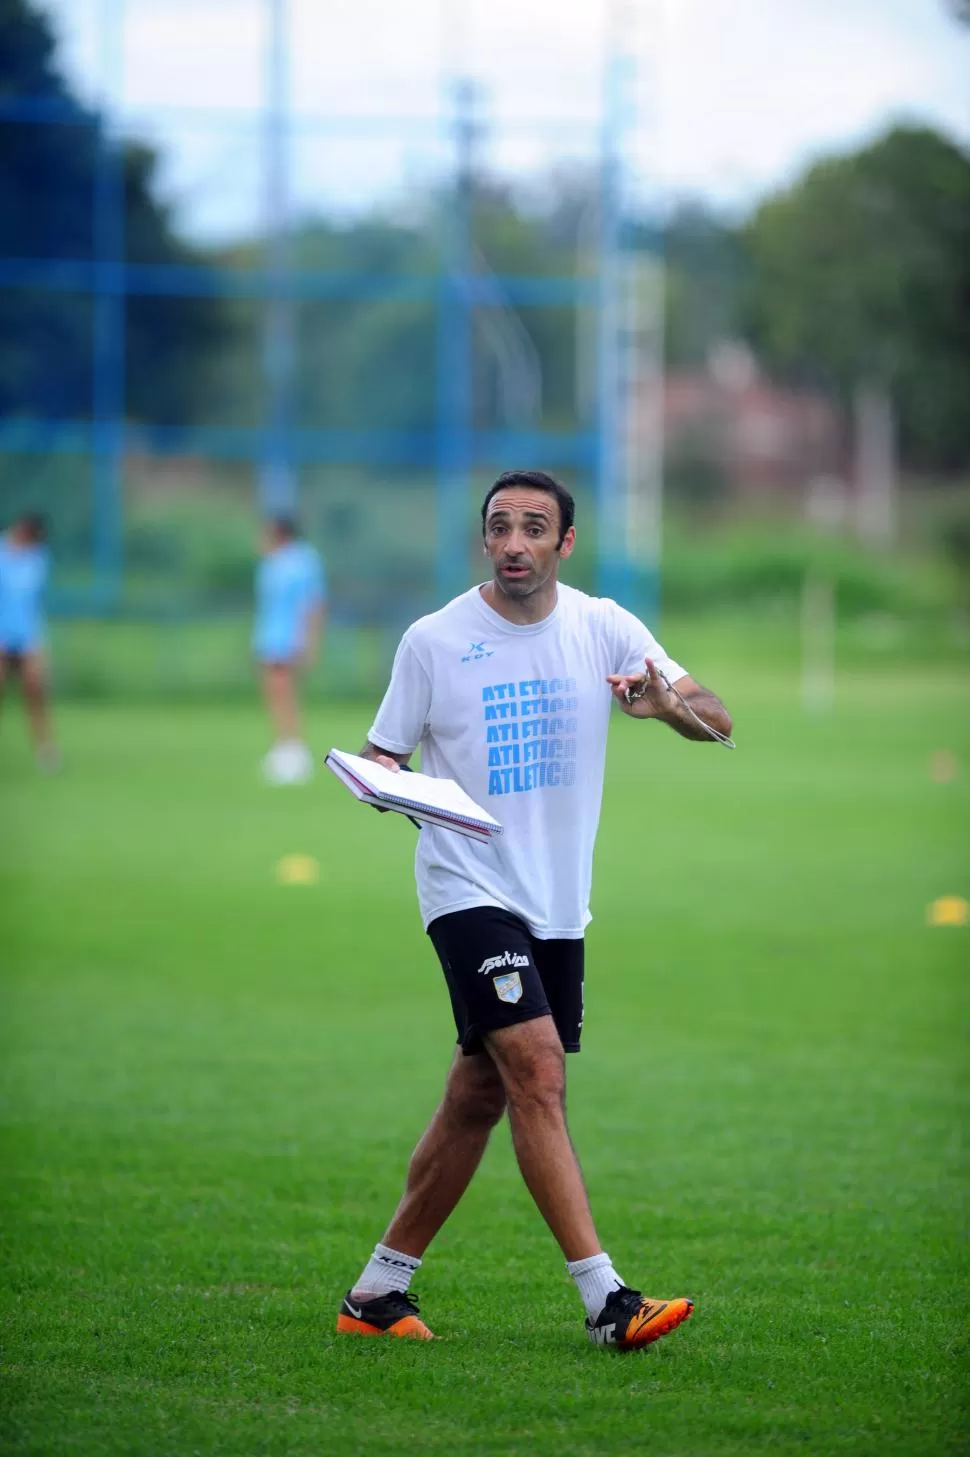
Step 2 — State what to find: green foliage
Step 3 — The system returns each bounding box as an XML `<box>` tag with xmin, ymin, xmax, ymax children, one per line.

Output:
<box><xmin>926</xmin><ymin>488</ymin><xmax>970</xmax><ymax>596</ymax></box>
<box><xmin>1</xmin><ymin>683</ymin><xmax>967</xmax><ymax>1453</ymax></box>
<box><xmin>0</xmin><ymin>452</ymin><xmax>93</xmax><ymax>566</ymax></box>
<box><xmin>741</xmin><ymin>126</ymin><xmax>970</xmax><ymax>470</ymax></box>
<box><xmin>662</xmin><ymin>525</ymin><xmax>962</xmax><ymax>618</ymax></box>
<box><xmin>665</xmin><ymin>427</ymin><xmax>733</xmax><ymax>509</ymax></box>
<box><xmin>0</xmin><ymin>0</ymin><xmax>232</xmax><ymax>423</ymax></box>
<box><xmin>664</xmin><ymin>204</ymin><xmax>744</xmax><ymax>369</ymax></box>
<box><xmin>124</xmin><ymin>488</ymin><xmax>258</xmax><ymax>605</ymax></box>
<box><xmin>219</xmin><ymin>186</ymin><xmax>583</xmax><ymax>436</ymax></box>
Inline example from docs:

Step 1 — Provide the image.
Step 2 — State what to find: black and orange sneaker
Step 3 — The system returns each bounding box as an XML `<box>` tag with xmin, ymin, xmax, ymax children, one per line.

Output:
<box><xmin>586</xmin><ymin>1287</ymin><xmax>693</xmax><ymax>1351</ymax></box>
<box><xmin>335</xmin><ymin>1290</ymin><xmax>434</xmax><ymax>1340</ymax></box>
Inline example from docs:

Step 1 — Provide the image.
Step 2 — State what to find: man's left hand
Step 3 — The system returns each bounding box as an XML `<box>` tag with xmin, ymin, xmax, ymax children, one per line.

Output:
<box><xmin>606</xmin><ymin>657</ymin><xmax>677</xmax><ymax>719</ymax></box>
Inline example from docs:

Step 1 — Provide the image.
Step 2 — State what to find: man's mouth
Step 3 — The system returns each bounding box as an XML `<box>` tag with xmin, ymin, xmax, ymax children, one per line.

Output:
<box><xmin>500</xmin><ymin>563</ymin><xmax>530</xmax><ymax>578</ymax></box>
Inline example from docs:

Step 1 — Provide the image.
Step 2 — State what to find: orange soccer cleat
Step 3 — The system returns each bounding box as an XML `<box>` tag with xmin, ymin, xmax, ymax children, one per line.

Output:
<box><xmin>586</xmin><ymin>1287</ymin><xmax>693</xmax><ymax>1351</ymax></box>
<box><xmin>336</xmin><ymin>1290</ymin><xmax>435</xmax><ymax>1340</ymax></box>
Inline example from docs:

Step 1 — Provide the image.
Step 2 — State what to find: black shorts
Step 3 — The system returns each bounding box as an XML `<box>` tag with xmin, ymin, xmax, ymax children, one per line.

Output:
<box><xmin>428</xmin><ymin>906</ymin><xmax>584</xmax><ymax>1056</ymax></box>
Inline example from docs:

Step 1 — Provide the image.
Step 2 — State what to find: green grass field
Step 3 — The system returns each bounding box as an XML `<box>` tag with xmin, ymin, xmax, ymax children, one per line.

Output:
<box><xmin>1</xmin><ymin>663</ymin><xmax>968</xmax><ymax>1455</ymax></box>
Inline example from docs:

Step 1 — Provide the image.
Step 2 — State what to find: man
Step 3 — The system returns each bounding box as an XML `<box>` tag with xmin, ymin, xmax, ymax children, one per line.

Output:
<box><xmin>252</xmin><ymin>515</ymin><xmax>326</xmax><ymax>785</ymax></box>
<box><xmin>336</xmin><ymin>470</ymin><xmax>732</xmax><ymax>1350</ymax></box>
<box><xmin>0</xmin><ymin>512</ymin><xmax>58</xmax><ymax>770</ymax></box>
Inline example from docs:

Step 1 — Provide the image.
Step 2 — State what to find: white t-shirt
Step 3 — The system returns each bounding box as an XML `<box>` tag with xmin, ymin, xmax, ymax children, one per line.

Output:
<box><xmin>368</xmin><ymin>582</ymin><xmax>687</xmax><ymax>940</ymax></box>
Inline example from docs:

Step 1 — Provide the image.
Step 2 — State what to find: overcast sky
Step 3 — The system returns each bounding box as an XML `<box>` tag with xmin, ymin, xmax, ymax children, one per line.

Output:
<box><xmin>40</xmin><ymin>0</ymin><xmax>970</xmax><ymax>240</ymax></box>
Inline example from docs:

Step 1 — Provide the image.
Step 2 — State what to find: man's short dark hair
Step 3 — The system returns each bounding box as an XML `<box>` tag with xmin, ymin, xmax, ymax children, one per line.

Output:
<box><xmin>481</xmin><ymin>471</ymin><xmax>575</xmax><ymax>548</ymax></box>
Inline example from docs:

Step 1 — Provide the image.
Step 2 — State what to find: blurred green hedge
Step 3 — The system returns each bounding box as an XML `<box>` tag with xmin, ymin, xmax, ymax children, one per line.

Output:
<box><xmin>659</xmin><ymin>524</ymin><xmax>963</xmax><ymax>616</ymax></box>
<box><xmin>6</xmin><ymin>461</ymin><xmax>967</xmax><ymax>700</ymax></box>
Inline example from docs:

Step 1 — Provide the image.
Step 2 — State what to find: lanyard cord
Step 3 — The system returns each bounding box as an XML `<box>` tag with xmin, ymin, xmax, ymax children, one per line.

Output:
<box><xmin>626</xmin><ymin>668</ymin><xmax>736</xmax><ymax>749</ymax></box>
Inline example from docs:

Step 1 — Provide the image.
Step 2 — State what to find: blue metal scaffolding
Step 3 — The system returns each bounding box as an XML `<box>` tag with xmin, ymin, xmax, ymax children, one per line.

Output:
<box><xmin>0</xmin><ymin>0</ymin><xmax>659</xmax><ymax>620</ymax></box>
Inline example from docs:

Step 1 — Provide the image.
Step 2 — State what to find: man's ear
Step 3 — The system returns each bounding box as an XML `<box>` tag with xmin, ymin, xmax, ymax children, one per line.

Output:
<box><xmin>558</xmin><ymin>526</ymin><xmax>577</xmax><ymax>560</ymax></box>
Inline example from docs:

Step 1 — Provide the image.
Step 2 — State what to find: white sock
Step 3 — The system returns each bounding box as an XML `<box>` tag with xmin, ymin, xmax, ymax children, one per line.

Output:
<box><xmin>567</xmin><ymin>1251</ymin><xmax>625</xmax><ymax>1322</ymax></box>
<box><xmin>352</xmin><ymin>1242</ymin><xmax>421</xmax><ymax>1300</ymax></box>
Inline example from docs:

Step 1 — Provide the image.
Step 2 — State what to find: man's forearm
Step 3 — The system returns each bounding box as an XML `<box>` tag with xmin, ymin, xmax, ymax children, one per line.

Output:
<box><xmin>658</xmin><ymin>689</ymin><xmax>732</xmax><ymax>742</ymax></box>
<box><xmin>360</xmin><ymin>741</ymin><xmax>412</xmax><ymax>766</ymax></box>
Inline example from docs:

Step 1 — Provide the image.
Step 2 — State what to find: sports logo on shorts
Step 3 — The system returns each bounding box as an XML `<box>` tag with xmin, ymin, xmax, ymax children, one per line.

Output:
<box><xmin>477</xmin><ymin>950</ymin><xmax>529</xmax><ymax>976</ymax></box>
<box><xmin>493</xmin><ymin>971</ymin><xmax>523</xmax><ymax>1004</ymax></box>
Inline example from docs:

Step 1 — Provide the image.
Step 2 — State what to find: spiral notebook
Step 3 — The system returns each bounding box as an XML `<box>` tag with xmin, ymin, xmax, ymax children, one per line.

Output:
<box><xmin>325</xmin><ymin>748</ymin><xmax>503</xmax><ymax>843</ymax></box>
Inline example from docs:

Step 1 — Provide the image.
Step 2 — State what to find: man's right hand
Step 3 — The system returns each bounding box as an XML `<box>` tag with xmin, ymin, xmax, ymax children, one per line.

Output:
<box><xmin>368</xmin><ymin>750</ymin><xmax>401</xmax><ymax>810</ymax></box>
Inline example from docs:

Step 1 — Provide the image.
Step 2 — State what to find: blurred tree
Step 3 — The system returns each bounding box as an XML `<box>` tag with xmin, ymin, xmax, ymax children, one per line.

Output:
<box><xmin>472</xmin><ymin>179</ymin><xmax>577</xmax><ymax>426</ymax></box>
<box><xmin>664</xmin><ymin>203</ymin><xmax>743</xmax><ymax>368</ymax></box>
<box><xmin>0</xmin><ymin>0</ymin><xmax>231</xmax><ymax>422</ymax></box>
<box><xmin>741</xmin><ymin>125</ymin><xmax>970</xmax><ymax>471</ymax></box>
<box><xmin>222</xmin><ymin>180</ymin><xmax>583</xmax><ymax>439</ymax></box>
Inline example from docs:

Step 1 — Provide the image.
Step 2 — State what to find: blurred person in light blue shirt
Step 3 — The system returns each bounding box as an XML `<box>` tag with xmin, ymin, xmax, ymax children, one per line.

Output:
<box><xmin>0</xmin><ymin>511</ymin><xmax>58</xmax><ymax>769</ymax></box>
<box><xmin>253</xmin><ymin>515</ymin><xmax>326</xmax><ymax>784</ymax></box>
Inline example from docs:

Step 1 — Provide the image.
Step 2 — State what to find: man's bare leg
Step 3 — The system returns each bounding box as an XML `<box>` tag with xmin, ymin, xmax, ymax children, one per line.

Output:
<box><xmin>484</xmin><ymin>1018</ymin><xmax>697</xmax><ymax>1349</ymax></box>
<box><xmin>343</xmin><ymin>1019</ymin><xmax>693</xmax><ymax>1348</ymax></box>
<box><xmin>485</xmin><ymin>1016</ymin><xmax>601</xmax><ymax>1262</ymax></box>
<box><xmin>352</xmin><ymin>1049</ymin><xmax>506</xmax><ymax>1296</ymax></box>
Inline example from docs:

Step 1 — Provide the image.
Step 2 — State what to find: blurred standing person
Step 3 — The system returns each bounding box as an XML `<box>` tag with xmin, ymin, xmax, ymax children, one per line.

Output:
<box><xmin>0</xmin><ymin>512</ymin><xmax>58</xmax><ymax>771</ymax></box>
<box><xmin>253</xmin><ymin>515</ymin><xmax>326</xmax><ymax>784</ymax></box>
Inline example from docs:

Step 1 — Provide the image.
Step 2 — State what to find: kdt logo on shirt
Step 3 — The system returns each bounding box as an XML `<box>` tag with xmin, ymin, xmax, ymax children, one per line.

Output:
<box><xmin>461</xmin><ymin>641</ymin><xmax>494</xmax><ymax>662</ymax></box>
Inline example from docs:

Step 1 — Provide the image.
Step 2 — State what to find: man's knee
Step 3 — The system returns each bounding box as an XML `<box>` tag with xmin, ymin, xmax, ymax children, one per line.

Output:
<box><xmin>489</xmin><ymin>1020</ymin><xmax>565</xmax><ymax>1114</ymax></box>
<box><xmin>443</xmin><ymin>1055</ymin><xmax>506</xmax><ymax>1130</ymax></box>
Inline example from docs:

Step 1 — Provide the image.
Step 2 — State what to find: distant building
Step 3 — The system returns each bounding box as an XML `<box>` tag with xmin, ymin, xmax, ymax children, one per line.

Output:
<box><xmin>657</xmin><ymin>342</ymin><xmax>847</xmax><ymax>504</ymax></box>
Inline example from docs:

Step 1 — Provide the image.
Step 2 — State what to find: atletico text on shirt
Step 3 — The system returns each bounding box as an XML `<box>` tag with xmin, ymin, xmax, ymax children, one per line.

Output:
<box><xmin>368</xmin><ymin>583</ymin><xmax>688</xmax><ymax>941</ymax></box>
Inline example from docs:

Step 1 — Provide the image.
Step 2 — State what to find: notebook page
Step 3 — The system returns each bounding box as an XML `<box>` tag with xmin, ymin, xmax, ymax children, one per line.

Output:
<box><xmin>328</xmin><ymin>749</ymin><xmax>502</xmax><ymax>832</ymax></box>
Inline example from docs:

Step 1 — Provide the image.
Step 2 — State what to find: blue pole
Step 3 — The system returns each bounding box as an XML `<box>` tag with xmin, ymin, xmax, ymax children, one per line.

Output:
<box><xmin>594</xmin><ymin>48</ymin><xmax>626</xmax><ymax>605</ymax></box>
<box><xmin>91</xmin><ymin>0</ymin><xmax>124</xmax><ymax>608</ymax></box>
<box><xmin>260</xmin><ymin>0</ymin><xmax>297</xmax><ymax>517</ymax></box>
<box><xmin>435</xmin><ymin>79</ymin><xmax>475</xmax><ymax>605</ymax></box>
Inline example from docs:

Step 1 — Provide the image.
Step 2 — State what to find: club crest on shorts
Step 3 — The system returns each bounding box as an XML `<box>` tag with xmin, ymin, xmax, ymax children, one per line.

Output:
<box><xmin>493</xmin><ymin>970</ymin><xmax>523</xmax><ymax>1004</ymax></box>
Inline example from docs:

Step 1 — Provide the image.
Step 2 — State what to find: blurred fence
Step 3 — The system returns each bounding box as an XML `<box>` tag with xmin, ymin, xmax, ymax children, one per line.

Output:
<box><xmin>1</xmin><ymin>0</ymin><xmax>671</xmax><ymax>700</ymax></box>
<box><xmin>3</xmin><ymin>1</ymin><xmax>967</xmax><ymax>701</ymax></box>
